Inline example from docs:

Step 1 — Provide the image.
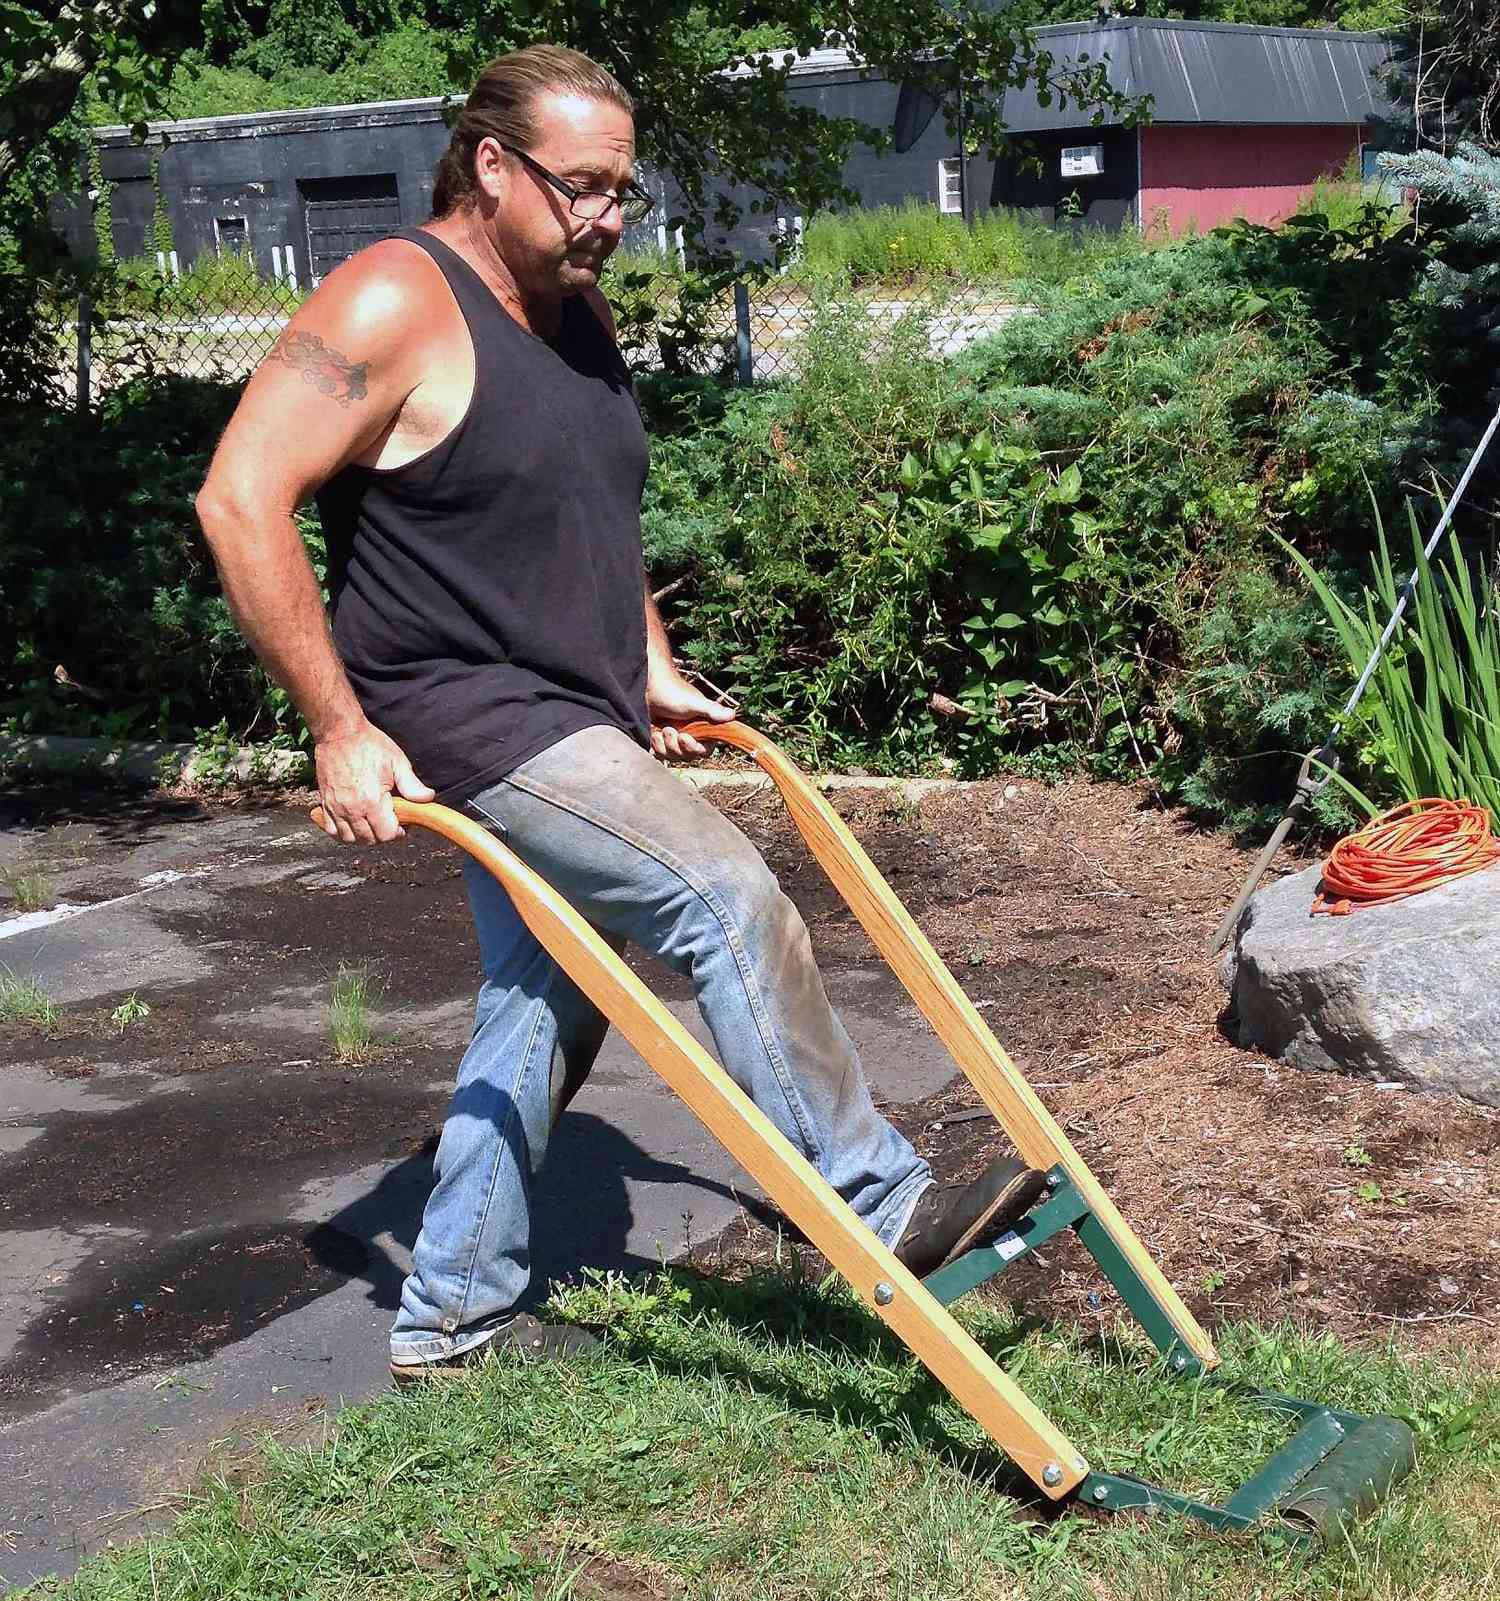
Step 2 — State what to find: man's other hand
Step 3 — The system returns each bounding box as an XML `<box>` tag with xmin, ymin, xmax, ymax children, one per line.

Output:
<box><xmin>314</xmin><ymin>722</ymin><xmax>436</xmax><ymax>842</ymax></box>
<box><xmin>645</xmin><ymin>669</ymin><xmax>738</xmax><ymax>761</ymax></box>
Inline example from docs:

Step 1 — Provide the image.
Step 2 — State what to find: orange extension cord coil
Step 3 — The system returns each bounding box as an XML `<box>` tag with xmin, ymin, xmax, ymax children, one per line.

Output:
<box><xmin>1311</xmin><ymin>797</ymin><xmax>1500</xmax><ymax>916</ymax></box>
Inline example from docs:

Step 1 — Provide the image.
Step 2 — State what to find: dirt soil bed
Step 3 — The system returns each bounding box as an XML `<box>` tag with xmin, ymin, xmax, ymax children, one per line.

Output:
<box><xmin>692</xmin><ymin>776</ymin><xmax>1500</xmax><ymax>1362</ymax></box>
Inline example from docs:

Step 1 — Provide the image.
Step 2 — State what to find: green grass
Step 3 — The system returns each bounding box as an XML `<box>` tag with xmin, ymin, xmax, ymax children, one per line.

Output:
<box><xmin>26</xmin><ymin>1267</ymin><xmax>1500</xmax><ymax>1600</ymax></box>
<box><xmin>794</xmin><ymin>199</ymin><xmax>1157</xmax><ymax>288</ymax></box>
<box><xmin>326</xmin><ymin>963</ymin><xmax>382</xmax><ymax>1065</ymax></box>
<box><xmin>0</xmin><ymin>964</ymin><xmax>59</xmax><ymax>1033</ymax></box>
<box><xmin>1</xmin><ymin>860</ymin><xmax>55</xmax><ymax>913</ymax></box>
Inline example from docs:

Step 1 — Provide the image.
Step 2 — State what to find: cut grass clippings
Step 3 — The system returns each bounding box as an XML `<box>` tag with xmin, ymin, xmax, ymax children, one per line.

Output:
<box><xmin>24</xmin><ymin>1267</ymin><xmax>1500</xmax><ymax>1600</ymax></box>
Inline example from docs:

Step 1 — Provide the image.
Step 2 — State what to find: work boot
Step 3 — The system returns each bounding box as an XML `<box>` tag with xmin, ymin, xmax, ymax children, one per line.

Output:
<box><xmin>389</xmin><ymin>1313</ymin><xmax>599</xmax><ymax>1384</ymax></box>
<box><xmin>893</xmin><ymin>1154</ymin><xmax>1048</xmax><ymax>1277</ymax></box>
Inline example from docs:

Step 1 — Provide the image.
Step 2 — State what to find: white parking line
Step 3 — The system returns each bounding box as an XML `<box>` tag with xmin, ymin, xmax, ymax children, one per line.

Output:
<box><xmin>0</xmin><ymin>869</ymin><xmax>212</xmax><ymax>941</ymax></box>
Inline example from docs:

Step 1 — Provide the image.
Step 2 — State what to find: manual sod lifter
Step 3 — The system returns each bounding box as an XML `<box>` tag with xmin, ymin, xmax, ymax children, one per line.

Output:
<box><xmin>315</xmin><ymin>721</ymin><xmax>1415</xmax><ymax>1540</ymax></box>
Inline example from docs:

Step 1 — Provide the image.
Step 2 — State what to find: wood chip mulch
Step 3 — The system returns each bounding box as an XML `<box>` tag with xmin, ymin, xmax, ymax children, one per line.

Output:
<box><xmin>692</xmin><ymin>774</ymin><xmax>1500</xmax><ymax>1361</ymax></box>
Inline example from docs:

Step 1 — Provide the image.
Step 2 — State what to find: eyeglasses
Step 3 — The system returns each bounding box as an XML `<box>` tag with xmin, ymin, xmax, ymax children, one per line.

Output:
<box><xmin>500</xmin><ymin>143</ymin><xmax>655</xmax><ymax>225</ymax></box>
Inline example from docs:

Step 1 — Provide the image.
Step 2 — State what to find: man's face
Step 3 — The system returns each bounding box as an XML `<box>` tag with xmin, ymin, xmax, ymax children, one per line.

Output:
<box><xmin>481</xmin><ymin>89</ymin><xmax>635</xmax><ymax>298</ymax></box>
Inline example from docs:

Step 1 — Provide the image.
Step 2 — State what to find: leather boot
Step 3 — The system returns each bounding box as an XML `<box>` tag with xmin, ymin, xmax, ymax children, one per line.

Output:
<box><xmin>893</xmin><ymin>1153</ymin><xmax>1048</xmax><ymax>1277</ymax></box>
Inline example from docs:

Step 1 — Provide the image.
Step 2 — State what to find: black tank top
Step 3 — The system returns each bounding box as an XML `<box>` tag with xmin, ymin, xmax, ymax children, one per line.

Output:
<box><xmin>316</xmin><ymin>228</ymin><xmax>651</xmax><ymax>808</ymax></box>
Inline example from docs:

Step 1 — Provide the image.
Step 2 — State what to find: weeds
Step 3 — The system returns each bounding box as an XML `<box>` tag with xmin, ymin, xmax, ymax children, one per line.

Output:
<box><xmin>1</xmin><ymin>861</ymin><xmax>54</xmax><ymax>913</ymax></box>
<box><xmin>110</xmin><ymin>992</ymin><xmax>151</xmax><ymax>1033</ymax></box>
<box><xmin>796</xmin><ymin>198</ymin><xmax>1156</xmax><ymax>286</ymax></box>
<box><xmin>326</xmin><ymin>963</ymin><xmax>381</xmax><ymax>1064</ymax></box>
<box><xmin>0</xmin><ymin>965</ymin><xmax>59</xmax><ymax>1033</ymax></box>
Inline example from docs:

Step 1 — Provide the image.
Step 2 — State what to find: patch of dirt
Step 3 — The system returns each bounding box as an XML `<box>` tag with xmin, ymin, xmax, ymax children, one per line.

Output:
<box><xmin>0</xmin><ymin>1225</ymin><xmax>354</xmax><ymax>1427</ymax></box>
<box><xmin>692</xmin><ymin>775</ymin><xmax>1500</xmax><ymax>1360</ymax></box>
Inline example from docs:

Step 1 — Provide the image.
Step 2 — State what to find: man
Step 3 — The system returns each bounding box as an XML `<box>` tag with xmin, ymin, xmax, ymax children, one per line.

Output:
<box><xmin>197</xmin><ymin>44</ymin><xmax>1045</xmax><ymax>1378</ymax></box>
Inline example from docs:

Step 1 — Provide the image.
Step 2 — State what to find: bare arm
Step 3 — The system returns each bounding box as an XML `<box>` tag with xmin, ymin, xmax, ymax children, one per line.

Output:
<box><xmin>196</xmin><ymin>252</ymin><xmax>436</xmax><ymax>843</ymax></box>
<box><xmin>642</xmin><ymin>585</ymin><xmax>737</xmax><ymax>760</ymax></box>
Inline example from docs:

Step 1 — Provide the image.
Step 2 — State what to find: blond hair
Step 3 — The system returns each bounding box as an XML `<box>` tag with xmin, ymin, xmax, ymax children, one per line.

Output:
<box><xmin>432</xmin><ymin>45</ymin><xmax>635</xmax><ymax>217</ymax></box>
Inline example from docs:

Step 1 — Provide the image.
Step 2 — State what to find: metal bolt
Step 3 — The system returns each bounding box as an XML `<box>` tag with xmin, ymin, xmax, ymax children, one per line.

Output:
<box><xmin>1042</xmin><ymin>1462</ymin><xmax>1063</xmax><ymax>1488</ymax></box>
<box><xmin>1092</xmin><ymin>1484</ymin><xmax>1108</xmax><ymax>1502</ymax></box>
<box><xmin>1171</xmin><ymin>1353</ymin><xmax>1187</xmax><ymax>1372</ymax></box>
<box><xmin>1046</xmin><ymin>1172</ymin><xmax>1062</xmax><ymax>1188</ymax></box>
<box><xmin>873</xmin><ymin>1282</ymin><xmax>894</xmax><ymax>1306</ymax></box>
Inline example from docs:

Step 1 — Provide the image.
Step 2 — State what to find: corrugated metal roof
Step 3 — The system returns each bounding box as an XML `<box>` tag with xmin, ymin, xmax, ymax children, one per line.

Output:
<box><xmin>1001</xmin><ymin>19</ymin><xmax>1393</xmax><ymax>131</ymax></box>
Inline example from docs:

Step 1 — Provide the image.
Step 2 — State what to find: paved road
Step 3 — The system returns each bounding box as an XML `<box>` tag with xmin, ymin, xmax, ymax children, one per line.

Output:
<box><xmin>0</xmin><ymin>788</ymin><xmax>955</xmax><ymax>1588</ymax></box>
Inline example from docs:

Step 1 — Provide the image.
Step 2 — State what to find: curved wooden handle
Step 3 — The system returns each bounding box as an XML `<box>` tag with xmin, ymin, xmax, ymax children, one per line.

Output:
<box><xmin>306</xmin><ymin>788</ymin><xmax>1087</xmax><ymax>1496</ymax></box>
<box><xmin>674</xmin><ymin>720</ymin><xmax>1218</xmax><ymax>1369</ymax></box>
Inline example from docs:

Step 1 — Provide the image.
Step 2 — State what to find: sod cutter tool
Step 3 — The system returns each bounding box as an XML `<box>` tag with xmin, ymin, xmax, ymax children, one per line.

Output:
<box><xmin>313</xmin><ymin>720</ymin><xmax>1415</xmax><ymax>1539</ymax></box>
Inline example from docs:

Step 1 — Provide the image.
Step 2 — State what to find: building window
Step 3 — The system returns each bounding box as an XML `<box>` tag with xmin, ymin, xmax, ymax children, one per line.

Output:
<box><xmin>1060</xmin><ymin>145</ymin><xmax>1105</xmax><ymax>179</ymax></box>
<box><xmin>215</xmin><ymin>216</ymin><xmax>249</xmax><ymax>256</ymax></box>
<box><xmin>938</xmin><ymin>157</ymin><xmax>963</xmax><ymax>215</ymax></box>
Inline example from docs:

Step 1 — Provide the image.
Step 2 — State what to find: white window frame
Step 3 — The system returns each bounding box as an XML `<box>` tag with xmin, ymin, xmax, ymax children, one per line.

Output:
<box><xmin>214</xmin><ymin>215</ymin><xmax>249</xmax><ymax>257</ymax></box>
<box><xmin>937</xmin><ymin>156</ymin><xmax>963</xmax><ymax>215</ymax></box>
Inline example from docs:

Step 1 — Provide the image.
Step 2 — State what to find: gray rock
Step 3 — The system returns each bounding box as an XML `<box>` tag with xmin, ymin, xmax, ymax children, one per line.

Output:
<box><xmin>1224</xmin><ymin>860</ymin><xmax>1500</xmax><ymax>1107</ymax></box>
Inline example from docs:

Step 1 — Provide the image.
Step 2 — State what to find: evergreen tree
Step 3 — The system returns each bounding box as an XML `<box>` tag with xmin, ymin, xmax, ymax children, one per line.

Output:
<box><xmin>1379</xmin><ymin>142</ymin><xmax>1500</xmax><ymax>517</ymax></box>
<box><xmin>1378</xmin><ymin>0</ymin><xmax>1500</xmax><ymax>154</ymax></box>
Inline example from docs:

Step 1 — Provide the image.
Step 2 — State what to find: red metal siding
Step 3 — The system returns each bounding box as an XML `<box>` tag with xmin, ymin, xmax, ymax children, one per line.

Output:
<box><xmin>1138</xmin><ymin>123</ymin><xmax>1360</xmax><ymax>233</ymax></box>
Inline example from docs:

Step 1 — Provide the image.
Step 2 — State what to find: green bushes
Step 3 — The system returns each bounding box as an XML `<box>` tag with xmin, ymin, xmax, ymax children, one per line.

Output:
<box><xmin>0</xmin><ymin>376</ymin><xmax>310</xmax><ymax>743</ymax></box>
<box><xmin>638</xmin><ymin>241</ymin><xmax>1411</xmax><ymax>797</ymax></box>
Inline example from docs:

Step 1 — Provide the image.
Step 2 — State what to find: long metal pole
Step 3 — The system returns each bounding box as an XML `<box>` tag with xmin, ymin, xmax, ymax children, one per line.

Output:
<box><xmin>76</xmin><ymin>138</ymin><xmax>93</xmax><ymax>415</ymax></box>
<box><xmin>956</xmin><ymin>77</ymin><xmax>969</xmax><ymax>223</ymax></box>
<box><xmin>733</xmin><ymin>279</ymin><xmax>753</xmax><ymax>388</ymax></box>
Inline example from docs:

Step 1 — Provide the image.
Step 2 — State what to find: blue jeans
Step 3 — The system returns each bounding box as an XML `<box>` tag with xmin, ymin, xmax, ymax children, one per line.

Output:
<box><xmin>390</xmin><ymin>725</ymin><xmax>931</xmax><ymax>1364</ymax></box>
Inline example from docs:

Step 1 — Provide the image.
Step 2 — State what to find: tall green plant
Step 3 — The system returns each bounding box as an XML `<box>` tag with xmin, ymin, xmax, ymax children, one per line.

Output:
<box><xmin>1281</xmin><ymin>507</ymin><xmax>1500</xmax><ymax>825</ymax></box>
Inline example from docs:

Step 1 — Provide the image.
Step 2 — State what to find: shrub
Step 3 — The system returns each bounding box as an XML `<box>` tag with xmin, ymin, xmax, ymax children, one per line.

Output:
<box><xmin>0</xmin><ymin>376</ymin><xmax>317</xmax><ymax>743</ymax></box>
<box><xmin>644</xmin><ymin>241</ymin><xmax>1418</xmax><ymax>805</ymax></box>
<box><xmin>1171</xmin><ymin>558</ymin><xmax>1370</xmax><ymax>835</ymax></box>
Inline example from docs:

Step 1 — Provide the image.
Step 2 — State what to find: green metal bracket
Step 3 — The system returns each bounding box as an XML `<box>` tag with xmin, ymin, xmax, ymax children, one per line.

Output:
<box><xmin>922</xmin><ymin>1173</ymin><xmax>1090</xmax><ymax>1306</ymax></box>
<box><xmin>923</xmin><ymin>1166</ymin><xmax>1203</xmax><ymax>1375</ymax></box>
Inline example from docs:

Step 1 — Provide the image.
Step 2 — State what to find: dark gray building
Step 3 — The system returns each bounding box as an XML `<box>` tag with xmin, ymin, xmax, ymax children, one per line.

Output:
<box><xmin>78</xmin><ymin>23</ymin><xmax>1394</xmax><ymax>280</ymax></box>
<box><xmin>83</xmin><ymin>96</ymin><xmax>452</xmax><ymax>285</ymax></box>
<box><xmin>79</xmin><ymin>46</ymin><xmax>965</xmax><ymax>280</ymax></box>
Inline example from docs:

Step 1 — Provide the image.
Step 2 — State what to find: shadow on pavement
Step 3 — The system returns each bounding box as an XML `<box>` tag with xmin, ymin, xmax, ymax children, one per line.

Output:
<box><xmin>306</xmin><ymin>1109</ymin><xmax>754</xmax><ymax>1318</ymax></box>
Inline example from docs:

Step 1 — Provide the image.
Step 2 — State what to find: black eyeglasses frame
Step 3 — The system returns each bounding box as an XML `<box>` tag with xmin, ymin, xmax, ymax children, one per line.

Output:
<box><xmin>499</xmin><ymin>143</ymin><xmax>655</xmax><ymax>225</ymax></box>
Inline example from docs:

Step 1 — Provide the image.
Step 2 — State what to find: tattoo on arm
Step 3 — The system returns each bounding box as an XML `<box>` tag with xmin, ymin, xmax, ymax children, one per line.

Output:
<box><xmin>270</xmin><ymin>331</ymin><xmax>369</xmax><ymax>407</ymax></box>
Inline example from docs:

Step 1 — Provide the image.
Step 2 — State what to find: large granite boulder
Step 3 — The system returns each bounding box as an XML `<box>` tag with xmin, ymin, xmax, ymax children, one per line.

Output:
<box><xmin>1222</xmin><ymin>860</ymin><xmax>1500</xmax><ymax>1107</ymax></box>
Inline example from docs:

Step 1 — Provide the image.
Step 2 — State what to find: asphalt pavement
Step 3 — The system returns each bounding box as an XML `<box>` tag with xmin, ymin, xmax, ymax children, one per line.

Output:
<box><xmin>0</xmin><ymin>786</ymin><xmax>956</xmax><ymax>1589</ymax></box>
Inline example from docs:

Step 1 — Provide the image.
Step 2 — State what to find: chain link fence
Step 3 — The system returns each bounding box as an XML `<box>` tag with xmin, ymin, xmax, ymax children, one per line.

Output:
<box><xmin>42</xmin><ymin>252</ymin><xmax>1029</xmax><ymax>409</ymax></box>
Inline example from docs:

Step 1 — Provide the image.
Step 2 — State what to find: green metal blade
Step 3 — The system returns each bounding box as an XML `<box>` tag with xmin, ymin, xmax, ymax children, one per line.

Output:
<box><xmin>922</xmin><ymin>1173</ymin><xmax>1089</xmax><ymax>1306</ymax></box>
<box><xmin>1224</xmin><ymin>1408</ymin><xmax>1346</xmax><ymax>1521</ymax></box>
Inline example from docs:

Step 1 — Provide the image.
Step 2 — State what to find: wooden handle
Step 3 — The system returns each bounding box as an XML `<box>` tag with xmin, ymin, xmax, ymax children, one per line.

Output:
<box><xmin>676</xmin><ymin>721</ymin><xmax>1218</xmax><ymax>1370</ymax></box>
<box><xmin>307</xmin><ymin>789</ymin><xmax>1089</xmax><ymax>1496</ymax></box>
